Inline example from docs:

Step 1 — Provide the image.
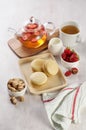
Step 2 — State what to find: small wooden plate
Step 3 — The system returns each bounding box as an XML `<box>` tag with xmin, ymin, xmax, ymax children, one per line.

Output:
<box><xmin>8</xmin><ymin>29</ymin><xmax>59</xmax><ymax>58</ymax></box>
<box><xmin>19</xmin><ymin>53</ymin><xmax>67</xmax><ymax>94</ymax></box>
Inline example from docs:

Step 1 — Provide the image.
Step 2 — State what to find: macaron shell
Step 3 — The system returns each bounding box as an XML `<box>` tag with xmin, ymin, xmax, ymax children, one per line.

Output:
<box><xmin>30</xmin><ymin>72</ymin><xmax>48</xmax><ymax>86</ymax></box>
<box><xmin>44</xmin><ymin>59</ymin><xmax>59</xmax><ymax>76</ymax></box>
<box><xmin>31</xmin><ymin>58</ymin><xmax>45</xmax><ymax>71</ymax></box>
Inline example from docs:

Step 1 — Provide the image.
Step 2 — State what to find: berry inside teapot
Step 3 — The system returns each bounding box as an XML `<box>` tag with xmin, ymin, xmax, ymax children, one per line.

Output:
<box><xmin>16</xmin><ymin>17</ymin><xmax>55</xmax><ymax>48</ymax></box>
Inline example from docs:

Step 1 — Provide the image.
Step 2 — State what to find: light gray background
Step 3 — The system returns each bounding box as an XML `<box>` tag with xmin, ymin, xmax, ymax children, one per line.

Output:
<box><xmin>0</xmin><ymin>0</ymin><xmax>86</xmax><ymax>130</ymax></box>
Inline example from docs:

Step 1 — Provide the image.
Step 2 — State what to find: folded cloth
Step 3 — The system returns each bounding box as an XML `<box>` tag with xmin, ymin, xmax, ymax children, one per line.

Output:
<box><xmin>42</xmin><ymin>81</ymin><xmax>86</xmax><ymax>130</ymax></box>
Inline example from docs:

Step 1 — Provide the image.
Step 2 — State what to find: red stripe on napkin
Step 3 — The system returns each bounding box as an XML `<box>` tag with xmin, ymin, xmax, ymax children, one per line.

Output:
<box><xmin>43</xmin><ymin>88</ymin><xmax>74</xmax><ymax>103</ymax></box>
<box><xmin>71</xmin><ymin>87</ymin><xmax>80</xmax><ymax>121</ymax></box>
<box><xmin>63</xmin><ymin>88</ymin><xmax>74</xmax><ymax>91</ymax></box>
<box><xmin>43</xmin><ymin>98</ymin><xmax>55</xmax><ymax>103</ymax></box>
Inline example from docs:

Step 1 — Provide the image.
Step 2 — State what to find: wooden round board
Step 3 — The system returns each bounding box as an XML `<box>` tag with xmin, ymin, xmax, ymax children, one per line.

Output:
<box><xmin>8</xmin><ymin>29</ymin><xmax>59</xmax><ymax>58</ymax></box>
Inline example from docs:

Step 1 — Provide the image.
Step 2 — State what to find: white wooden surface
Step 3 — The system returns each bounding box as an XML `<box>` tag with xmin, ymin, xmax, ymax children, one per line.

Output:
<box><xmin>0</xmin><ymin>0</ymin><xmax>86</xmax><ymax>130</ymax></box>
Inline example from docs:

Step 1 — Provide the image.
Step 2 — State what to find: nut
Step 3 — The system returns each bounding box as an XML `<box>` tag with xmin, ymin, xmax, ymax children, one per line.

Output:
<box><xmin>12</xmin><ymin>82</ymin><xmax>18</xmax><ymax>89</ymax></box>
<box><xmin>7</xmin><ymin>84</ymin><xmax>17</xmax><ymax>92</ymax></box>
<box><xmin>19</xmin><ymin>80</ymin><xmax>24</xmax><ymax>84</ymax></box>
<box><xmin>7</xmin><ymin>78</ymin><xmax>25</xmax><ymax>92</ymax></box>
<box><xmin>10</xmin><ymin>97</ymin><xmax>17</xmax><ymax>105</ymax></box>
<box><xmin>17</xmin><ymin>96</ymin><xmax>24</xmax><ymax>102</ymax></box>
<box><xmin>7</xmin><ymin>78</ymin><xmax>26</xmax><ymax>104</ymax></box>
<box><xmin>17</xmin><ymin>85</ymin><xmax>24</xmax><ymax>91</ymax></box>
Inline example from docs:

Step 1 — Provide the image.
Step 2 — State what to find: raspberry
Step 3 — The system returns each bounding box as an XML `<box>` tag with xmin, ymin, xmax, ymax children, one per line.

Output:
<box><xmin>65</xmin><ymin>70</ymin><xmax>72</xmax><ymax>77</ymax></box>
<box><xmin>71</xmin><ymin>68</ymin><xmax>78</xmax><ymax>74</ymax></box>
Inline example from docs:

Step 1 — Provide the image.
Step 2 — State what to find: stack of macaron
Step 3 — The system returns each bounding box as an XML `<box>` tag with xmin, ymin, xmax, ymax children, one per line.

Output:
<box><xmin>30</xmin><ymin>58</ymin><xmax>59</xmax><ymax>86</ymax></box>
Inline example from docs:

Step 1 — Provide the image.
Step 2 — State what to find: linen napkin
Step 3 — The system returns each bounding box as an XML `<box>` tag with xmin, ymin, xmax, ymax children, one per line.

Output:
<box><xmin>42</xmin><ymin>81</ymin><xmax>86</xmax><ymax>130</ymax></box>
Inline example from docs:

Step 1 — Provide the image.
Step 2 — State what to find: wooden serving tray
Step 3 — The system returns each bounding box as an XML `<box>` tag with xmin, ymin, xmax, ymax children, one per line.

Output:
<box><xmin>8</xmin><ymin>29</ymin><xmax>59</xmax><ymax>58</ymax></box>
<box><xmin>19</xmin><ymin>53</ymin><xmax>67</xmax><ymax>94</ymax></box>
<box><xmin>8</xmin><ymin>38</ymin><xmax>48</xmax><ymax>58</ymax></box>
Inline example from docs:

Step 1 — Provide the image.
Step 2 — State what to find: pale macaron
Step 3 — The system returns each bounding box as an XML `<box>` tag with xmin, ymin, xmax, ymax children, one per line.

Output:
<box><xmin>30</xmin><ymin>72</ymin><xmax>48</xmax><ymax>86</ymax></box>
<box><xmin>42</xmin><ymin>59</ymin><xmax>59</xmax><ymax>76</ymax></box>
<box><xmin>31</xmin><ymin>58</ymin><xmax>45</xmax><ymax>71</ymax></box>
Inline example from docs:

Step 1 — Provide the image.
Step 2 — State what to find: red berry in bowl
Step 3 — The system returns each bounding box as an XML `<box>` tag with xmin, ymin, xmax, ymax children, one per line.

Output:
<box><xmin>61</xmin><ymin>48</ymin><xmax>79</xmax><ymax>62</ymax></box>
<box><xmin>61</xmin><ymin>53</ymin><xmax>66</xmax><ymax>60</ymax></box>
<box><xmin>61</xmin><ymin>47</ymin><xmax>80</xmax><ymax>69</ymax></box>
<box><xmin>64</xmin><ymin>48</ymin><xmax>72</xmax><ymax>56</ymax></box>
<box><xmin>69</xmin><ymin>53</ymin><xmax>79</xmax><ymax>62</ymax></box>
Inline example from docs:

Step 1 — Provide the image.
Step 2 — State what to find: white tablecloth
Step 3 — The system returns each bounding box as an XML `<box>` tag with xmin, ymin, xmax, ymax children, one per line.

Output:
<box><xmin>0</xmin><ymin>0</ymin><xmax>86</xmax><ymax>130</ymax></box>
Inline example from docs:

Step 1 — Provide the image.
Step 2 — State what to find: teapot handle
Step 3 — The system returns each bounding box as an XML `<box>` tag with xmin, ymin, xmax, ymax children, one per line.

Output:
<box><xmin>44</xmin><ymin>22</ymin><xmax>56</xmax><ymax>36</ymax></box>
<box><xmin>8</xmin><ymin>27</ymin><xmax>16</xmax><ymax>34</ymax></box>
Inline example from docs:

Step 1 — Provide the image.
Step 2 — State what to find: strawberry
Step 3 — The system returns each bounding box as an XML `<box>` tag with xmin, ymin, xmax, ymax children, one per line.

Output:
<box><xmin>62</xmin><ymin>47</ymin><xmax>79</xmax><ymax>63</ymax></box>
<box><xmin>22</xmin><ymin>33</ymin><xmax>28</xmax><ymax>40</ymax></box>
<box><xmin>69</xmin><ymin>53</ymin><xmax>79</xmax><ymax>62</ymax></box>
<box><xmin>61</xmin><ymin>53</ymin><xmax>66</xmax><ymax>60</ymax></box>
<box><xmin>40</xmin><ymin>25</ymin><xmax>45</xmax><ymax>31</ymax></box>
<box><xmin>22</xmin><ymin>32</ymin><xmax>32</xmax><ymax>40</ymax></box>
<box><xmin>64</xmin><ymin>48</ymin><xmax>72</xmax><ymax>56</ymax></box>
<box><xmin>18</xmin><ymin>37</ymin><xmax>25</xmax><ymax>43</ymax></box>
<box><xmin>65</xmin><ymin>70</ymin><xmax>72</xmax><ymax>77</ymax></box>
<box><xmin>26</xmin><ymin>23</ymin><xmax>38</xmax><ymax>29</ymax></box>
<box><xmin>65</xmin><ymin>56</ymin><xmax>70</xmax><ymax>62</ymax></box>
<box><xmin>71</xmin><ymin>68</ymin><xmax>78</xmax><ymax>74</ymax></box>
<box><xmin>27</xmin><ymin>33</ymin><xmax>32</xmax><ymax>38</ymax></box>
<box><xmin>31</xmin><ymin>38</ymin><xmax>37</xmax><ymax>42</ymax></box>
<box><xmin>34</xmin><ymin>31</ymin><xmax>40</xmax><ymax>36</ymax></box>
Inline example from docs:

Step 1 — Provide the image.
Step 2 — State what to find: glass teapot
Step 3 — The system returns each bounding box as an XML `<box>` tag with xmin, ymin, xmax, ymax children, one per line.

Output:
<box><xmin>15</xmin><ymin>17</ymin><xmax>55</xmax><ymax>48</ymax></box>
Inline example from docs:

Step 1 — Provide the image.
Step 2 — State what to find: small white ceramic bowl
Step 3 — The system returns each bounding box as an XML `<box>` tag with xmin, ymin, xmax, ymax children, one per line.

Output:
<box><xmin>60</xmin><ymin>49</ymin><xmax>80</xmax><ymax>69</ymax></box>
<box><xmin>7</xmin><ymin>78</ymin><xmax>27</xmax><ymax>97</ymax></box>
<box><xmin>48</xmin><ymin>37</ymin><xmax>63</xmax><ymax>56</ymax></box>
<box><xmin>60</xmin><ymin>54</ymin><xmax>80</xmax><ymax>69</ymax></box>
<box><xmin>8</xmin><ymin>85</ymin><xmax>27</xmax><ymax>97</ymax></box>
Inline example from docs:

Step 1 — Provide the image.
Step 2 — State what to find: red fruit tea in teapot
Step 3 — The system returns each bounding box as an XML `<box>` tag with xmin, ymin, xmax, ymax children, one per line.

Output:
<box><xmin>16</xmin><ymin>17</ymin><xmax>47</xmax><ymax>48</ymax></box>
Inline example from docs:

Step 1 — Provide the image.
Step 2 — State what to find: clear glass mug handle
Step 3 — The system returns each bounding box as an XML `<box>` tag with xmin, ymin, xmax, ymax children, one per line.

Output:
<box><xmin>76</xmin><ymin>34</ymin><xmax>81</xmax><ymax>43</ymax></box>
<box><xmin>44</xmin><ymin>22</ymin><xmax>56</xmax><ymax>36</ymax></box>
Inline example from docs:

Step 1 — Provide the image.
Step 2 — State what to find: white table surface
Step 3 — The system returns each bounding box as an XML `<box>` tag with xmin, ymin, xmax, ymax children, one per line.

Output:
<box><xmin>0</xmin><ymin>0</ymin><xmax>86</xmax><ymax>130</ymax></box>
